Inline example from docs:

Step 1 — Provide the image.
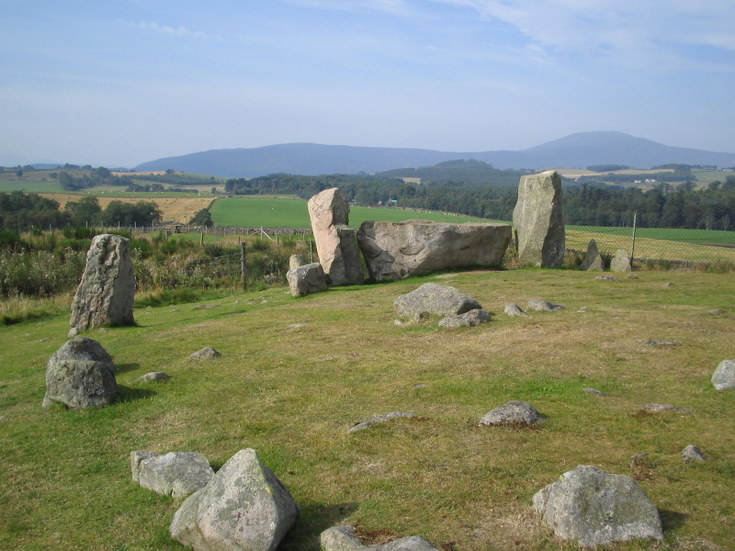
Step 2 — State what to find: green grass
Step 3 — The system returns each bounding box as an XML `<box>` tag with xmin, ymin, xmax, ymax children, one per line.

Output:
<box><xmin>1</xmin><ymin>270</ymin><xmax>735</xmax><ymax>550</ymax></box>
<box><xmin>568</xmin><ymin>225</ymin><xmax>735</xmax><ymax>246</ymax></box>
<box><xmin>210</xmin><ymin>196</ymin><xmax>490</xmax><ymax>227</ymax></box>
<box><xmin>0</xmin><ymin>180</ymin><xmax>66</xmax><ymax>193</ymax></box>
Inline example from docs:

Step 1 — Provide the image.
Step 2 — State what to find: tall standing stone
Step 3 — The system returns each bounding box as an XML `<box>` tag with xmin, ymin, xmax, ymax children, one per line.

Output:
<box><xmin>512</xmin><ymin>171</ymin><xmax>565</xmax><ymax>268</ymax></box>
<box><xmin>307</xmin><ymin>188</ymin><xmax>363</xmax><ymax>286</ymax></box>
<box><xmin>580</xmin><ymin>239</ymin><xmax>604</xmax><ymax>271</ymax></box>
<box><xmin>70</xmin><ymin>234</ymin><xmax>135</xmax><ymax>335</ymax></box>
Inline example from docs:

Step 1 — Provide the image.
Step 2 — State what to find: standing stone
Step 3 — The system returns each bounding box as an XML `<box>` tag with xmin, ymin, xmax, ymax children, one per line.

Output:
<box><xmin>286</xmin><ymin>262</ymin><xmax>328</xmax><ymax>297</ymax></box>
<box><xmin>611</xmin><ymin>249</ymin><xmax>632</xmax><ymax>272</ymax></box>
<box><xmin>712</xmin><ymin>359</ymin><xmax>735</xmax><ymax>390</ymax></box>
<box><xmin>533</xmin><ymin>465</ymin><xmax>663</xmax><ymax>547</ymax></box>
<box><xmin>579</xmin><ymin>239</ymin><xmax>604</xmax><ymax>271</ymax></box>
<box><xmin>42</xmin><ymin>337</ymin><xmax>117</xmax><ymax>409</ymax></box>
<box><xmin>307</xmin><ymin>188</ymin><xmax>363</xmax><ymax>286</ymax></box>
<box><xmin>512</xmin><ymin>171</ymin><xmax>565</xmax><ymax>268</ymax></box>
<box><xmin>357</xmin><ymin>220</ymin><xmax>511</xmax><ymax>282</ymax></box>
<box><xmin>170</xmin><ymin>448</ymin><xmax>298</xmax><ymax>551</ymax></box>
<box><xmin>69</xmin><ymin>234</ymin><xmax>135</xmax><ymax>335</ymax></box>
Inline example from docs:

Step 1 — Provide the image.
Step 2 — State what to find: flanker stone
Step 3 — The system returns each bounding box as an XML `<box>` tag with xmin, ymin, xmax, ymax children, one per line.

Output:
<box><xmin>131</xmin><ymin>451</ymin><xmax>214</xmax><ymax>499</ymax></box>
<box><xmin>321</xmin><ymin>526</ymin><xmax>441</xmax><ymax>551</ymax></box>
<box><xmin>42</xmin><ymin>337</ymin><xmax>117</xmax><ymax>409</ymax></box>
<box><xmin>512</xmin><ymin>171</ymin><xmax>565</xmax><ymax>268</ymax></box>
<box><xmin>307</xmin><ymin>188</ymin><xmax>363</xmax><ymax>286</ymax></box>
<box><xmin>170</xmin><ymin>448</ymin><xmax>298</xmax><ymax>551</ymax></box>
<box><xmin>357</xmin><ymin>220</ymin><xmax>511</xmax><ymax>282</ymax></box>
<box><xmin>394</xmin><ymin>283</ymin><xmax>482</xmax><ymax>322</ymax></box>
<box><xmin>533</xmin><ymin>465</ymin><xmax>663</xmax><ymax>547</ymax></box>
<box><xmin>286</xmin><ymin>262</ymin><xmax>328</xmax><ymax>297</ymax></box>
<box><xmin>69</xmin><ymin>233</ymin><xmax>135</xmax><ymax>335</ymax></box>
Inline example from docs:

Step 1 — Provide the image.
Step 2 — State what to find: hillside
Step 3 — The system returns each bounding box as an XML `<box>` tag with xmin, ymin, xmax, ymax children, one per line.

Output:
<box><xmin>135</xmin><ymin>132</ymin><xmax>735</xmax><ymax>177</ymax></box>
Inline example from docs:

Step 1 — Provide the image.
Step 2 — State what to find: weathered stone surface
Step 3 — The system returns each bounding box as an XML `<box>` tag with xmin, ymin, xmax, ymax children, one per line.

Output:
<box><xmin>394</xmin><ymin>283</ymin><xmax>482</xmax><ymax>321</ymax></box>
<box><xmin>131</xmin><ymin>451</ymin><xmax>214</xmax><ymax>499</ymax></box>
<box><xmin>611</xmin><ymin>249</ymin><xmax>632</xmax><ymax>272</ymax></box>
<box><xmin>357</xmin><ymin>220</ymin><xmax>511</xmax><ymax>282</ymax></box>
<box><xmin>479</xmin><ymin>400</ymin><xmax>541</xmax><ymax>426</ymax></box>
<box><xmin>288</xmin><ymin>254</ymin><xmax>307</xmax><ymax>270</ymax></box>
<box><xmin>286</xmin><ymin>262</ymin><xmax>328</xmax><ymax>297</ymax></box>
<box><xmin>712</xmin><ymin>359</ymin><xmax>735</xmax><ymax>390</ymax></box>
<box><xmin>512</xmin><ymin>171</ymin><xmax>565</xmax><ymax>268</ymax></box>
<box><xmin>641</xmin><ymin>403</ymin><xmax>692</xmax><ymax>414</ymax></box>
<box><xmin>321</xmin><ymin>526</ymin><xmax>441</xmax><ymax>551</ymax></box>
<box><xmin>504</xmin><ymin>303</ymin><xmax>529</xmax><ymax>317</ymax></box>
<box><xmin>69</xmin><ymin>234</ymin><xmax>135</xmax><ymax>334</ymax></box>
<box><xmin>189</xmin><ymin>347</ymin><xmax>221</xmax><ymax>360</ymax></box>
<box><xmin>580</xmin><ymin>239</ymin><xmax>604</xmax><ymax>271</ymax></box>
<box><xmin>307</xmin><ymin>188</ymin><xmax>363</xmax><ymax>286</ymax></box>
<box><xmin>138</xmin><ymin>371</ymin><xmax>171</xmax><ymax>382</ymax></box>
<box><xmin>681</xmin><ymin>445</ymin><xmax>706</xmax><ymax>463</ymax></box>
<box><xmin>533</xmin><ymin>465</ymin><xmax>663</xmax><ymax>547</ymax></box>
<box><xmin>438</xmin><ymin>308</ymin><xmax>490</xmax><ymax>328</ymax></box>
<box><xmin>42</xmin><ymin>337</ymin><xmax>117</xmax><ymax>409</ymax></box>
<box><xmin>348</xmin><ymin>411</ymin><xmax>419</xmax><ymax>433</ymax></box>
<box><xmin>170</xmin><ymin>448</ymin><xmax>298</xmax><ymax>551</ymax></box>
<box><xmin>526</xmin><ymin>299</ymin><xmax>565</xmax><ymax>312</ymax></box>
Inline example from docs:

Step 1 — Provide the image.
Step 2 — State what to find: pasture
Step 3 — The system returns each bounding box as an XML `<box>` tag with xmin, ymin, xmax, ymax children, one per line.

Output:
<box><xmin>0</xmin><ymin>269</ymin><xmax>734</xmax><ymax>550</ymax></box>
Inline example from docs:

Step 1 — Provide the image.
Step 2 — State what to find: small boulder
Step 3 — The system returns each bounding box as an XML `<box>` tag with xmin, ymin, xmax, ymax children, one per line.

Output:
<box><xmin>42</xmin><ymin>337</ymin><xmax>117</xmax><ymax>409</ymax></box>
<box><xmin>526</xmin><ymin>299</ymin><xmax>565</xmax><ymax>312</ymax></box>
<box><xmin>681</xmin><ymin>445</ymin><xmax>706</xmax><ymax>463</ymax></box>
<box><xmin>595</xmin><ymin>275</ymin><xmax>620</xmax><ymax>282</ymax></box>
<box><xmin>504</xmin><ymin>303</ymin><xmax>529</xmax><ymax>317</ymax></box>
<box><xmin>394</xmin><ymin>283</ymin><xmax>481</xmax><ymax>321</ymax></box>
<box><xmin>348</xmin><ymin>411</ymin><xmax>419</xmax><ymax>433</ymax></box>
<box><xmin>138</xmin><ymin>372</ymin><xmax>171</xmax><ymax>382</ymax></box>
<box><xmin>438</xmin><ymin>308</ymin><xmax>490</xmax><ymax>328</ymax></box>
<box><xmin>286</xmin><ymin>262</ymin><xmax>328</xmax><ymax>297</ymax></box>
<box><xmin>479</xmin><ymin>400</ymin><xmax>541</xmax><ymax>426</ymax></box>
<box><xmin>533</xmin><ymin>465</ymin><xmax>663</xmax><ymax>547</ymax></box>
<box><xmin>712</xmin><ymin>359</ymin><xmax>735</xmax><ymax>390</ymax></box>
<box><xmin>321</xmin><ymin>526</ymin><xmax>441</xmax><ymax>551</ymax></box>
<box><xmin>170</xmin><ymin>448</ymin><xmax>298</xmax><ymax>551</ymax></box>
<box><xmin>189</xmin><ymin>347</ymin><xmax>221</xmax><ymax>360</ymax></box>
<box><xmin>131</xmin><ymin>451</ymin><xmax>214</xmax><ymax>499</ymax></box>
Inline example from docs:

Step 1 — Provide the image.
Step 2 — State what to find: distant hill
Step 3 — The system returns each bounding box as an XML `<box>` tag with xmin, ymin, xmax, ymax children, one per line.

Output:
<box><xmin>135</xmin><ymin>132</ymin><xmax>735</xmax><ymax>177</ymax></box>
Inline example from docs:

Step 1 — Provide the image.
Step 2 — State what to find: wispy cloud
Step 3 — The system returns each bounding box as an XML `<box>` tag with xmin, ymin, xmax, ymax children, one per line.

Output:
<box><xmin>281</xmin><ymin>0</ymin><xmax>413</xmax><ymax>17</ymax></box>
<box><xmin>126</xmin><ymin>20</ymin><xmax>222</xmax><ymax>41</ymax></box>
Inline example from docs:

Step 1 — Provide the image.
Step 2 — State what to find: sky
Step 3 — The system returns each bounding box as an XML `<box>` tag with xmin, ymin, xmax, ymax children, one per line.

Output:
<box><xmin>1</xmin><ymin>0</ymin><xmax>734</xmax><ymax>168</ymax></box>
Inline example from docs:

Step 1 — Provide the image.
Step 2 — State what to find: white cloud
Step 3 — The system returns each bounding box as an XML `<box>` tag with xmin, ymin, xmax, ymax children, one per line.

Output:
<box><xmin>128</xmin><ymin>20</ymin><xmax>222</xmax><ymax>41</ymax></box>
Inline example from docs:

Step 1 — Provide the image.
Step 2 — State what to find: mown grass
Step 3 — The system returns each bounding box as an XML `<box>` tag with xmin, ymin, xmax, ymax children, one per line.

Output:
<box><xmin>1</xmin><ymin>270</ymin><xmax>734</xmax><ymax>550</ymax></box>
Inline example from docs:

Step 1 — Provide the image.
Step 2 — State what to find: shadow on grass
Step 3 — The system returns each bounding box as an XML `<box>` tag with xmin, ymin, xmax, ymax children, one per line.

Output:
<box><xmin>659</xmin><ymin>509</ymin><xmax>688</xmax><ymax>532</ymax></box>
<box><xmin>114</xmin><ymin>362</ymin><xmax>140</xmax><ymax>374</ymax></box>
<box><xmin>281</xmin><ymin>502</ymin><xmax>359</xmax><ymax>550</ymax></box>
<box><xmin>116</xmin><ymin>384</ymin><xmax>156</xmax><ymax>404</ymax></box>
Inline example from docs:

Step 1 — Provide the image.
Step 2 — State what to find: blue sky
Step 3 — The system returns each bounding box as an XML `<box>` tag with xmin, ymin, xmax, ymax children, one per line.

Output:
<box><xmin>1</xmin><ymin>0</ymin><xmax>733</xmax><ymax>167</ymax></box>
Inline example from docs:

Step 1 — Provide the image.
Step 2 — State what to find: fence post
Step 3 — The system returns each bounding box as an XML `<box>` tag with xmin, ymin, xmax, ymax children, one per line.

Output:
<box><xmin>631</xmin><ymin>212</ymin><xmax>638</xmax><ymax>269</ymax></box>
<box><xmin>240</xmin><ymin>242</ymin><xmax>247</xmax><ymax>285</ymax></box>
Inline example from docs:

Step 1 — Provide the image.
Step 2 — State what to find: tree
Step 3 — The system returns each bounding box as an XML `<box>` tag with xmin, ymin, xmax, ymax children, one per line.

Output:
<box><xmin>190</xmin><ymin>208</ymin><xmax>213</xmax><ymax>227</ymax></box>
<box><xmin>65</xmin><ymin>196</ymin><xmax>102</xmax><ymax>226</ymax></box>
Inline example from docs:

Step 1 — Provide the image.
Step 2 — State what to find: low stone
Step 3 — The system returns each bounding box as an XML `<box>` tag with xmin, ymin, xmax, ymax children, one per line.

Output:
<box><xmin>712</xmin><ymin>359</ymin><xmax>735</xmax><ymax>390</ymax></box>
<box><xmin>320</xmin><ymin>526</ymin><xmax>441</xmax><ymax>551</ymax></box>
<box><xmin>610</xmin><ymin>249</ymin><xmax>632</xmax><ymax>272</ymax></box>
<box><xmin>394</xmin><ymin>283</ymin><xmax>482</xmax><ymax>321</ymax></box>
<box><xmin>170</xmin><ymin>448</ymin><xmax>298</xmax><ymax>551</ymax></box>
<box><xmin>707</xmin><ymin>308</ymin><xmax>725</xmax><ymax>315</ymax></box>
<box><xmin>595</xmin><ymin>275</ymin><xmax>620</xmax><ymax>282</ymax></box>
<box><xmin>438</xmin><ymin>308</ymin><xmax>490</xmax><ymax>328</ymax></box>
<box><xmin>663</xmin><ymin>282</ymin><xmax>675</xmax><ymax>288</ymax></box>
<box><xmin>189</xmin><ymin>347</ymin><xmax>221</xmax><ymax>360</ymax></box>
<box><xmin>643</xmin><ymin>339</ymin><xmax>681</xmax><ymax>347</ymax></box>
<box><xmin>532</xmin><ymin>465</ymin><xmax>663</xmax><ymax>547</ymax></box>
<box><xmin>286</xmin><ymin>262</ymin><xmax>328</xmax><ymax>297</ymax></box>
<box><xmin>138</xmin><ymin>372</ymin><xmax>171</xmax><ymax>382</ymax></box>
<box><xmin>641</xmin><ymin>403</ymin><xmax>692</xmax><ymax>414</ymax></box>
<box><xmin>526</xmin><ymin>299</ymin><xmax>565</xmax><ymax>312</ymax></box>
<box><xmin>348</xmin><ymin>411</ymin><xmax>419</xmax><ymax>433</ymax></box>
<box><xmin>580</xmin><ymin>239</ymin><xmax>604</xmax><ymax>271</ymax></box>
<box><xmin>42</xmin><ymin>337</ymin><xmax>117</xmax><ymax>409</ymax></box>
<box><xmin>504</xmin><ymin>303</ymin><xmax>529</xmax><ymax>317</ymax></box>
<box><xmin>681</xmin><ymin>445</ymin><xmax>706</xmax><ymax>463</ymax></box>
<box><xmin>582</xmin><ymin>388</ymin><xmax>606</xmax><ymax>397</ymax></box>
<box><xmin>479</xmin><ymin>400</ymin><xmax>541</xmax><ymax>426</ymax></box>
<box><xmin>131</xmin><ymin>451</ymin><xmax>214</xmax><ymax>499</ymax></box>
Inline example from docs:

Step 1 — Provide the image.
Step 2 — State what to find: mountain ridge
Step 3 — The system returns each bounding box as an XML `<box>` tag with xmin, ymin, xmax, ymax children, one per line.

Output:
<box><xmin>135</xmin><ymin>132</ymin><xmax>735</xmax><ymax>178</ymax></box>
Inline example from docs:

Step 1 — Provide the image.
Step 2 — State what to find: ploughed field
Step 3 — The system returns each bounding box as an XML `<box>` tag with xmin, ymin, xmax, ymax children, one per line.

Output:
<box><xmin>1</xmin><ymin>269</ymin><xmax>734</xmax><ymax>550</ymax></box>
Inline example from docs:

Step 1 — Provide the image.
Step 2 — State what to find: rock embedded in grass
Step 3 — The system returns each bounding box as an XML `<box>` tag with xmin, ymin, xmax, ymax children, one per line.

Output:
<box><xmin>641</xmin><ymin>403</ymin><xmax>692</xmax><ymax>414</ymax></box>
<box><xmin>504</xmin><ymin>303</ymin><xmax>528</xmax><ymax>317</ymax></box>
<box><xmin>394</xmin><ymin>283</ymin><xmax>482</xmax><ymax>322</ymax></box>
<box><xmin>320</xmin><ymin>525</ymin><xmax>441</xmax><ymax>551</ymax></box>
<box><xmin>438</xmin><ymin>308</ymin><xmax>490</xmax><ymax>328</ymax></box>
<box><xmin>348</xmin><ymin>411</ymin><xmax>419</xmax><ymax>433</ymax></box>
<box><xmin>711</xmin><ymin>359</ymin><xmax>735</xmax><ymax>390</ymax></box>
<box><xmin>526</xmin><ymin>299</ymin><xmax>565</xmax><ymax>312</ymax></box>
<box><xmin>130</xmin><ymin>450</ymin><xmax>214</xmax><ymax>499</ymax></box>
<box><xmin>533</xmin><ymin>465</ymin><xmax>663</xmax><ymax>547</ymax></box>
<box><xmin>479</xmin><ymin>400</ymin><xmax>541</xmax><ymax>426</ymax></box>
<box><xmin>582</xmin><ymin>388</ymin><xmax>606</xmax><ymax>397</ymax></box>
<box><xmin>170</xmin><ymin>448</ymin><xmax>298</xmax><ymax>551</ymax></box>
<box><xmin>681</xmin><ymin>445</ymin><xmax>707</xmax><ymax>463</ymax></box>
<box><xmin>42</xmin><ymin>337</ymin><xmax>117</xmax><ymax>409</ymax></box>
<box><xmin>188</xmin><ymin>347</ymin><xmax>221</xmax><ymax>360</ymax></box>
<box><xmin>138</xmin><ymin>371</ymin><xmax>171</xmax><ymax>382</ymax></box>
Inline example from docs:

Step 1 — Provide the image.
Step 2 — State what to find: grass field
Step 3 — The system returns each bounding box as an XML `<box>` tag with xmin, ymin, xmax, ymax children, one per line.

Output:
<box><xmin>1</xmin><ymin>269</ymin><xmax>734</xmax><ymax>550</ymax></box>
